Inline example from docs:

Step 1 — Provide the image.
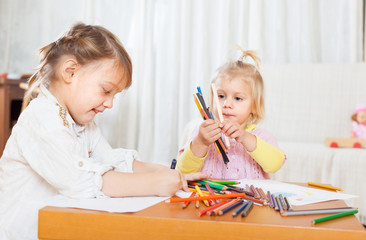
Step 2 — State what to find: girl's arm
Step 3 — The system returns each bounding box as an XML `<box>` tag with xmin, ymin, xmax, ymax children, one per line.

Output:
<box><xmin>102</xmin><ymin>160</ymin><xmax>208</xmax><ymax>197</ymax></box>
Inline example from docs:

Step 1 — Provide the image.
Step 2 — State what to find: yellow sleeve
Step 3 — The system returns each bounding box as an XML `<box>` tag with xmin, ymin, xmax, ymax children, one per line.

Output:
<box><xmin>177</xmin><ymin>142</ymin><xmax>207</xmax><ymax>174</ymax></box>
<box><xmin>248</xmin><ymin>136</ymin><xmax>285</xmax><ymax>173</ymax></box>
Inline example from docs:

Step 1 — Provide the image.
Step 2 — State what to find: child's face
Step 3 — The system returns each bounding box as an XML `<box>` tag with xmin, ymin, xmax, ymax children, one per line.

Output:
<box><xmin>214</xmin><ymin>76</ymin><xmax>253</xmax><ymax>125</ymax></box>
<box><xmin>357</xmin><ymin>111</ymin><xmax>366</xmax><ymax>124</ymax></box>
<box><xmin>64</xmin><ymin>59</ymin><xmax>126</xmax><ymax>125</ymax></box>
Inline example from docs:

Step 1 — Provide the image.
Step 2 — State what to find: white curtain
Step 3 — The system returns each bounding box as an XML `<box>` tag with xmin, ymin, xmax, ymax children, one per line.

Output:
<box><xmin>0</xmin><ymin>0</ymin><xmax>363</xmax><ymax>165</ymax></box>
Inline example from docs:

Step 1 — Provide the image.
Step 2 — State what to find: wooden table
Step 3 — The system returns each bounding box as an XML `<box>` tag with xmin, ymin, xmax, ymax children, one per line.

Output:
<box><xmin>0</xmin><ymin>77</ymin><xmax>27</xmax><ymax>157</ymax></box>
<box><xmin>38</xmin><ymin>197</ymin><xmax>366</xmax><ymax>240</ymax></box>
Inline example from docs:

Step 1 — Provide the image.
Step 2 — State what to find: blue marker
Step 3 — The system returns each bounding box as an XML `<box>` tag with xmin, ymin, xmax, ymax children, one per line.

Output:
<box><xmin>170</xmin><ymin>159</ymin><xmax>177</xmax><ymax>169</ymax></box>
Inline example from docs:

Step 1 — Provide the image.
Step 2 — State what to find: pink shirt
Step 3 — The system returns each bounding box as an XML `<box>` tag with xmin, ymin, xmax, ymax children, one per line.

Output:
<box><xmin>179</xmin><ymin>127</ymin><xmax>281</xmax><ymax>180</ymax></box>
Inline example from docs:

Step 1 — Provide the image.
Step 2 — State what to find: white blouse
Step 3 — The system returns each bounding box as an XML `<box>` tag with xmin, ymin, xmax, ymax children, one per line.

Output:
<box><xmin>0</xmin><ymin>85</ymin><xmax>137</xmax><ymax>239</ymax></box>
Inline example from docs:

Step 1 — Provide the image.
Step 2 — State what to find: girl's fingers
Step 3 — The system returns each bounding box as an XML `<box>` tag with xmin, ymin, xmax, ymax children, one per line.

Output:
<box><xmin>179</xmin><ymin>172</ymin><xmax>190</xmax><ymax>192</ymax></box>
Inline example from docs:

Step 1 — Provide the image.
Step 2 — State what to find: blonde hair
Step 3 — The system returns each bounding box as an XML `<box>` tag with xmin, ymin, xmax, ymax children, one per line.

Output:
<box><xmin>25</xmin><ymin>22</ymin><xmax>132</xmax><ymax>103</ymax></box>
<box><xmin>210</xmin><ymin>48</ymin><xmax>264</xmax><ymax>125</ymax></box>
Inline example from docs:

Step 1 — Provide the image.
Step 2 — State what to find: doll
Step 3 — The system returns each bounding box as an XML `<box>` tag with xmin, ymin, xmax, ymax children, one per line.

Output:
<box><xmin>351</xmin><ymin>104</ymin><xmax>366</xmax><ymax>139</ymax></box>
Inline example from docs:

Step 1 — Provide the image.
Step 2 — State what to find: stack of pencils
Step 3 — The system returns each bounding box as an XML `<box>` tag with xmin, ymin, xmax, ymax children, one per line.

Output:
<box><xmin>193</xmin><ymin>87</ymin><xmax>229</xmax><ymax>166</ymax></box>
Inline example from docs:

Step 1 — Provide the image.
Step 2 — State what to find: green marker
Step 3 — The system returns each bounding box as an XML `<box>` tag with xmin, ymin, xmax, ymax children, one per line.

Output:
<box><xmin>312</xmin><ymin>209</ymin><xmax>358</xmax><ymax>224</ymax></box>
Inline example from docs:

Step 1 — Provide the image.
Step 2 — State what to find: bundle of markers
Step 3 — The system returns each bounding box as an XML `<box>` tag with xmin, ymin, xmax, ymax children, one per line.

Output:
<box><xmin>165</xmin><ymin>179</ymin><xmax>358</xmax><ymax>223</ymax></box>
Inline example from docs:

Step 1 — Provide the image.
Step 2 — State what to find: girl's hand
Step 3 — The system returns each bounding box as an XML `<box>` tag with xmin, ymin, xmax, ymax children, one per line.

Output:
<box><xmin>191</xmin><ymin>119</ymin><xmax>222</xmax><ymax>158</ymax></box>
<box><xmin>221</xmin><ymin>120</ymin><xmax>246</xmax><ymax>142</ymax></box>
<box><xmin>156</xmin><ymin>169</ymin><xmax>185</xmax><ymax>196</ymax></box>
<box><xmin>157</xmin><ymin>170</ymin><xmax>209</xmax><ymax>196</ymax></box>
<box><xmin>197</xmin><ymin>119</ymin><xmax>222</xmax><ymax>146</ymax></box>
<box><xmin>221</xmin><ymin>120</ymin><xmax>257</xmax><ymax>152</ymax></box>
<box><xmin>180</xmin><ymin>172</ymin><xmax>209</xmax><ymax>192</ymax></box>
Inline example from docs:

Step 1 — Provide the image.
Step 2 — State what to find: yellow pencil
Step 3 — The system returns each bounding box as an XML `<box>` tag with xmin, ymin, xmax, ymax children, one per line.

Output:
<box><xmin>308</xmin><ymin>182</ymin><xmax>344</xmax><ymax>191</ymax></box>
<box><xmin>195</xmin><ymin>185</ymin><xmax>210</xmax><ymax>207</ymax></box>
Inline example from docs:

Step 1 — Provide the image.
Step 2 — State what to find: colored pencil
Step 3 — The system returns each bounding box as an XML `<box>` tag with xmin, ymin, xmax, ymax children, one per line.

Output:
<box><xmin>312</xmin><ymin>209</ymin><xmax>358</xmax><ymax>224</ymax></box>
<box><xmin>219</xmin><ymin>199</ymin><xmax>244</xmax><ymax>215</ymax></box>
<box><xmin>182</xmin><ymin>192</ymin><xmax>195</xmax><ymax>209</ymax></box>
<box><xmin>188</xmin><ymin>187</ymin><xmax>211</xmax><ymax>196</ymax></box>
<box><xmin>198</xmin><ymin>180</ymin><xmax>228</xmax><ymax>191</ymax></box>
<box><xmin>232</xmin><ymin>201</ymin><xmax>249</xmax><ymax>217</ymax></box>
<box><xmin>195</xmin><ymin>92</ymin><xmax>229</xmax><ymax>154</ymax></box>
<box><xmin>243</xmin><ymin>195</ymin><xmax>267</xmax><ymax>206</ymax></box>
<box><xmin>284</xmin><ymin>196</ymin><xmax>292</xmax><ymax>211</ymax></box>
<box><xmin>279</xmin><ymin>194</ymin><xmax>287</xmax><ymax>210</ymax></box>
<box><xmin>211</xmin><ymin>83</ymin><xmax>230</xmax><ymax>149</ymax></box>
<box><xmin>275</xmin><ymin>196</ymin><xmax>284</xmax><ymax>214</ymax></box>
<box><xmin>213</xmin><ymin>199</ymin><xmax>240</xmax><ymax>216</ymax></box>
<box><xmin>193</xmin><ymin>94</ymin><xmax>204</xmax><ymax>119</ymax></box>
<box><xmin>195</xmin><ymin>185</ymin><xmax>210</xmax><ymax>207</ymax></box>
<box><xmin>267</xmin><ymin>191</ymin><xmax>273</xmax><ymax>208</ymax></box>
<box><xmin>195</xmin><ymin>192</ymin><xmax>200</xmax><ymax>208</ymax></box>
<box><xmin>210</xmin><ymin>180</ymin><xmax>240</xmax><ymax>185</ymax></box>
<box><xmin>250</xmin><ymin>185</ymin><xmax>260</xmax><ymax>199</ymax></box>
<box><xmin>272</xmin><ymin>194</ymin><xmax>279</xmax><ymax>211</ymax></box>
<box><xmin>256</xmin><ymin>187</ymin><xmax>266</xmax><ymax>200</ymax></box>
<box><xmin>282</xmin><ymin>207</ymin><xmax>356</xmax><ymax>216</ymax></box>
<box><xmin>241</xmin><ymin>201</ymin><xmax>254</xmax><ymax>217</ymax></box>
<box><xmin>227</xmin><ymin>186</ymin><xmax>254</xmax><ymax>197</ymax></box>
<box><xmin>197</xmin><ymin>86</ymin><xmax>203</xmax><ymax>96</ymax></box>
<box><xmin>205</xmin><ymin>183</ymin><xmax>219</xmax><ymax>204</ymax></box>
<box><xmin>165</xmin><ymin>193</ymin><xmax>246</xmax><ymax>203</ymax></box>
<box><xmin>308</xmin><ymin>182</ymin><xmax>344</xmax><ymax>191</ymax></box>
<box><xmin>197</xmin><ymin>200</ymin><xmax>229</xmax><ymax>217</ymax></box>
<box><xmin>259</xmin><ymin>188</ymin><xmax>268</xmax><ymax>201</ymax></box>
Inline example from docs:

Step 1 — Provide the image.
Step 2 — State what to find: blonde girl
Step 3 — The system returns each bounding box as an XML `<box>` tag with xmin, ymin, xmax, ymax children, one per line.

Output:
<box><xmin>177</xmin><ymin>49</ymin><xmax>285</xmax><ymax>179</ymax></box>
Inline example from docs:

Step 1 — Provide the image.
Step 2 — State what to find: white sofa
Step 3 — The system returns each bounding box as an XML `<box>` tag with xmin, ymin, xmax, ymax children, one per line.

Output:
<box><xmin>259</xmin><ymin>63</ymin><xmax>366</xmax><ymax>225</ymax></box>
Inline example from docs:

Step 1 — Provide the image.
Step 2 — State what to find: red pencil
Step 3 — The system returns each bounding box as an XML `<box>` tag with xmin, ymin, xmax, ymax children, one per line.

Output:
<box><xmin>205</xmin><ymin>183</ymin><xmax>219</xmax><ymax>204</ymax></box>
<box><xmin>165</xmin><ymin>193</ymin><xmax>246</xmax><ymax>203</ymax></box>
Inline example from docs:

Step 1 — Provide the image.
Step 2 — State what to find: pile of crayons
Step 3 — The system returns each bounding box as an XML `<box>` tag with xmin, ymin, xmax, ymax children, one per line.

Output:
<box><xmin>165</xmin><ymin>179</ymin><xmax>359</xmax><ymax>223</ymax></box>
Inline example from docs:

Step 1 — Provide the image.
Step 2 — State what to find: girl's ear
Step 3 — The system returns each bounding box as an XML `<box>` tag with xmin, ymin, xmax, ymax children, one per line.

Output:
<box><xmin>61</xmin><ymin>58</ymin><xmax>79</xmax><ymax>83</ymax></box>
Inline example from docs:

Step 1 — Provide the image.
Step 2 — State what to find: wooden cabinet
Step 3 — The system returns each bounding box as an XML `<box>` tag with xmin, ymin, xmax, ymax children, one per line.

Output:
<box><xmin>0</xmin><ymin>77</ymin><xmax>27</xmax><ymax>157</ymax></box>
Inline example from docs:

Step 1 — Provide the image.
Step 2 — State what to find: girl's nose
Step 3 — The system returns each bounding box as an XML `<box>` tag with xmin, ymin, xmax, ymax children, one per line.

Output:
<box><xmin>104</xmin><ymin>96</ymin><xmax>114</xmax><ymax>109</ymax></box>
<box><xmin>223</xmin><ymin>99</ymin><xmax>232</xmax><ymax>108</ymax></box>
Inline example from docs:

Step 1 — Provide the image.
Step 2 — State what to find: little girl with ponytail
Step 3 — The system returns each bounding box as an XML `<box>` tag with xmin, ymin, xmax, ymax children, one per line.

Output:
<box><xmin>177</xmin><ymin>48</ymin><xmax>286</xmax><ymax>180</ymax></box>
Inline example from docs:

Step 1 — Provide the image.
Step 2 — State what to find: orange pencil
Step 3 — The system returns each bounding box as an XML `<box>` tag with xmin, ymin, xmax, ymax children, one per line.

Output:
<box><xmin>165</xmin><ymin>193</ymin><xmax>246</xmax><ymax>203</ymax></box>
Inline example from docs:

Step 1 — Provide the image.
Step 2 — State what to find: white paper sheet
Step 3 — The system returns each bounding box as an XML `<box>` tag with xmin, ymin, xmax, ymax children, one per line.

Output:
<box><xmin>43</xmin><ymin>195</ymin><xmax>169</xmax><ymax>213</ymax></box>
<box><xmin>236</xmin><ymin>179</ymin><xmax>357</xmax><ymax>206</ymax></box>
